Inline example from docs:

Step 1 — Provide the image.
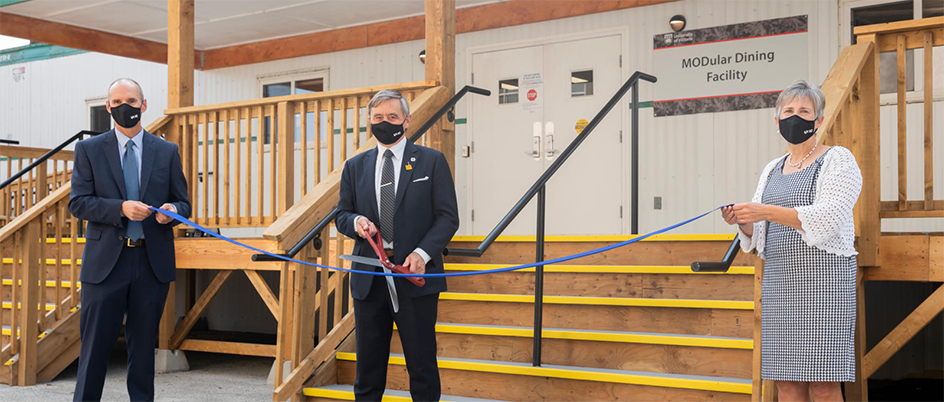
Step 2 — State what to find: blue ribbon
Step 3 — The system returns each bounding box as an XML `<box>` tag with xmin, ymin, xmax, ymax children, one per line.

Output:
<box><xmin>151</xmin><ymin>205</ymin><xmax>730</xmax><ymax>278</ymax></box>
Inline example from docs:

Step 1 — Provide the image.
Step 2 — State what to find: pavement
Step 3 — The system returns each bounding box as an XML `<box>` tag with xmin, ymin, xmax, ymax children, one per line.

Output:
<box><xmin>0</xmin><ymin>340</ymin><xmax>274</xmax><ymax>402</ymax></box>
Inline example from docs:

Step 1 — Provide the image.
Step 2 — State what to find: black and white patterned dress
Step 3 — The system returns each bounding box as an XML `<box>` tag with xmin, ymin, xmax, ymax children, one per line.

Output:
<box><xmin>760</xmin><ymin>149</ymin><xmax>857</xmax><ymax>382</ymax></box>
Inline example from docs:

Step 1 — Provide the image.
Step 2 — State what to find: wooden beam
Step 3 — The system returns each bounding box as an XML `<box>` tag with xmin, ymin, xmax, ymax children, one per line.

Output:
<box><xmin>200</xmin><ymin>0</ymin><xmax>676</xmax><ymax>70</ymax></box>
<box><xmin>17</xmin><ymin>220</ymin><xmax>40</xmax><ymax>386</ymax></box>
<box><xmin>854</xmin><ymin>16</ymin><xmax>944</xmax><ymax>36</ymax></box>
<box><xmin>178</xmin><ymin>339</ymin><xmax>276</xmax><ymax>358</ymax></box>
<box><xmin>425</xmin><ymin>0</ymin><xmax>457</xmax><ymax>176</ymax></box>
<box><xmin>170</xmin><ymin>270</ymin><xmax>233</xmax><ymax>350</ymax></box>
<box><xmin>862</xmin><ymin>285</ymin><xmax>944</xmax><ymax>378</ymax></box>
<box><xmin>750</xmin><ymin>256</ymin><xmax>763</xmax><ymax>402</ymax></box>
<box><xmin>167</xmin><ymin>0</ymin><xmax>194</xmax><ymax>111</ymax></box>
<box><xmin>866</xmin><ymin>234</ymin><xmax>944</xmax><ymax>282</ymax></box>
<box><xmin>276</xmin><ymin>101</ymin><xmax>295</xmax><ymax>215</ymax></box>
<box><xmin>0</xmin><ymin>12</ymin><xmax>174</xmax><ymax>65</ymax></box>
<box><xmin>845</xmin><ymin>266</ymin><xmax>869</xmax><ymax>401</ymax></box>
<box><xmin>924</xmin><ymin>31</ymin><xmax>934</xmax><ymax>212</ymax></box>
<box><xmin>854</xmin><ymin>35</ymin><xmax>881</xmax><ymax>267</ymax></box>
<box><xmin>244</xmin><ymin>270</ymin><xmax>280</xmax><ymax>320</ymax></box>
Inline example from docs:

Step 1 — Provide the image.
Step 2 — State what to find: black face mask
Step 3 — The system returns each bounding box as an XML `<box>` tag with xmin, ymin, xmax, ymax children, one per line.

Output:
<box><xmin>110</xmin><ymin>103</ymin><xmax>142</xmax><ymax>129</ymax></box>
<box><xmin>778</xmin><ymin>114</ymin><xmax>817</xmax><ymax>144</ymax></box>
<box><xmin>371</xmin><ymin>120</ymin><xmax>405</xmax><ymax>145</ymax></box>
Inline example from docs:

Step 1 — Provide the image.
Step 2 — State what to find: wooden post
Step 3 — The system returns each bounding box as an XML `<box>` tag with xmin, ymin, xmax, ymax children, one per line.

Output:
<box><xmin>18</xmin><ymin>220</ymin><xmax>40</xmax><ymax>386</ymax></box>
<box><xmin>274</xmin><ymin>261</ymin><xmax>294</xmax><ymax>388</ymax></box>
<box><xmin>168</xmin><ymin>0</ymin><xmax>194</xmax><ymax>110</ymax></box>
<box><xmin>36</xmin><ymin>160</ymin><xmax>48</xmax><ymax>203</ymax></box>
<box><xmin>277</xmin><ymin>101</ymin><xmax>295</xmax><ymax>215</ymax></box>
<box><xmin>751</xmin><ymin>255</ymin><xmax>764</xmax><ymax>402</ymax></box>
<box><xmin>161</xmin><ymin>0</ymin><xmax>194</xmax><ymax>351</ymax></box>
<box><xmin>852</xmin><ymin>36</ymin><xmax>881</xmax><ymax>267</ymax></box>
<box><xmin>424</xmin><ymin>0</ymin><xmax>456</xmax><ymax>177</ymax></box>
<box><xmin>845</xmin><ymin>266</ymin><xmax>869</xmax><ymax>401</ymax></box>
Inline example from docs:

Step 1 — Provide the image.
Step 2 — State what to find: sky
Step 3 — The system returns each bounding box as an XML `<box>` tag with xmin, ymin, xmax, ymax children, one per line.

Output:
<box><xmin>0</xmin><ymin>34</ymin><xmax>30</xmax><ymax>51</ymax></box>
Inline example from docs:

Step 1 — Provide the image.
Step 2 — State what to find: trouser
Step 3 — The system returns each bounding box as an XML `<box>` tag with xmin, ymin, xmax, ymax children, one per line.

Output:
<box><xmin>353</xmin><ymin>275</ymin><xmax>440</xmax><ymax>402</ymax></box>
<box><xmin>74</xmin><ymin>246</ymin><xmax>169</xmax><ymax>402</ymax></box>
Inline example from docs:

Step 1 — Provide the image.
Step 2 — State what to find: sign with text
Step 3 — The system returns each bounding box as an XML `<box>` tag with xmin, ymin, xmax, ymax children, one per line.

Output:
<box><xmin>652</xmin><ymin>15</ymin><xmax>808</xmax><ymax>117</ymax></box>
<box><xmin>521</xmin><ymin>72</ymin><xmax>543</xmax><ymax>113</ymax></box>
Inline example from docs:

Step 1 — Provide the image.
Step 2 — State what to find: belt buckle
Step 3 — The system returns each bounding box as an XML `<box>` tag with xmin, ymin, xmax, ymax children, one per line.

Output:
<box><xmin>126</xmin><ymin>238</ymin><xmax>136</xmax><ymax>247</ymax></box>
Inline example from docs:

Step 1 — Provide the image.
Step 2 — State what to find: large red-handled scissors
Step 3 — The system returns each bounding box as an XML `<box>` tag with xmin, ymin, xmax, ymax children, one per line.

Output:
<box><xmin>340</xmin><ymin>231</ymin><xmax>425</xmax><ymax>287</ymax></box>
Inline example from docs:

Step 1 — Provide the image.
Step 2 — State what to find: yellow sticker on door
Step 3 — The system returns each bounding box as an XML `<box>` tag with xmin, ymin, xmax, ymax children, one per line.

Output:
<box><xmin>575</xmin><ymin>119</ymin><xmax>589</xmax><ymax>134</ymax></box>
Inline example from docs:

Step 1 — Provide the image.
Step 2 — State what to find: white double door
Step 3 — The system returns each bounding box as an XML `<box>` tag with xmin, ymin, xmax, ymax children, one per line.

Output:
<box><xmin>470</xmin><ymin>34</ymin><xmax>625</xmax><ymax>236</ymax></box>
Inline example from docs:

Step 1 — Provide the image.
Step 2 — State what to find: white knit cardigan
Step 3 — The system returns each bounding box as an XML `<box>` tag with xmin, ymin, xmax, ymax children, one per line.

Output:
<box><xmin>739</xmin><ymin>145</ymin><xmax>863</xmax><ymax>258</ymax></box>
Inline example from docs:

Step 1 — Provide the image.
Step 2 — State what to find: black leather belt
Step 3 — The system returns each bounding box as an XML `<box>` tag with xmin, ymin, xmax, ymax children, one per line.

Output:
<box><xmin>124</xmin><ymin>238</ymin><xmax>146</xmax><ymax>247</ymax></box>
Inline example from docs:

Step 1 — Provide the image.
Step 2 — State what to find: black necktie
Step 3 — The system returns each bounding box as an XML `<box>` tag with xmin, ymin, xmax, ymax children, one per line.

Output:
<box><xmin>380</xmin><ymin>149</ymin><xmax>395</xmax><ymax>242</ymax></box>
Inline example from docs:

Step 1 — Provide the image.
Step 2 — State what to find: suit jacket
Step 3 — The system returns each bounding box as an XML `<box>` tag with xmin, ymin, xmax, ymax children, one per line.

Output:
<box><xmin>68</xmin><ymin>129</ymin><xmax>191</xmax><ymax>284</ymax></box>
<box><xmin>336</xmin><ymin>140</ymin><xmax>459</xmax><ymax>299</ymax></box>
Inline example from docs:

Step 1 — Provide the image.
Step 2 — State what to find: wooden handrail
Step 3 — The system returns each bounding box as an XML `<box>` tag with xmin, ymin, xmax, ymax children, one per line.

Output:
<box><xmin>262</xmin><ymin>86</ymin><xmax>450</xmax><ymax>247</ymax></box>
<box><xmin>853</xmin><ymin>16</ymin><xmax>943</xmax><ymax>36</ymax></box>
<box><xmin>816</xmin><ymin>42</ymin><xmax>873</xmax><ymax>147</ymax></box>
<box><xmin>0</xmin><ymin>146</ymin><xmax>75</xmax><ymax>161</ymax></box>
<box><xmin>273</xmin><ymin>312</ymin><xmax>354</xmax><ymax>401</ymax></box>
<box><xmin>163</xmin><ymin>81</ymin><xmax>437</xmax><ymax>115</ymax></box>
<box><xmin>0</xmin><ymin>184</ymin><xmax>70</xmax><ymax>243</ymax></box>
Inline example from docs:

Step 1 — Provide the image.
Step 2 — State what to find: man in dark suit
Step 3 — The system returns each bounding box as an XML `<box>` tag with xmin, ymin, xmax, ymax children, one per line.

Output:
<box><xmin>69</xmin><ymin>78</ymin><xmax>191</xmax><ymax>402</ymax></box>
<box><xmin>336</xmin><ymin>89</ymin><xmax>459</xmax><ymax>401</ymax></box>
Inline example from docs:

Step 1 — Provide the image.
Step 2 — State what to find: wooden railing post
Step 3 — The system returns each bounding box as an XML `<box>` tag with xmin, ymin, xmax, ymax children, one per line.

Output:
<box><xmin>751</xmin><ymin>254</ymin><xmax>763</xmax><ymax>402</ymax></box>
<box><xmin>35</xmin><ymin>160</ymin><xmax>48</xmax><ymax>205</ymax></box>
<box><xmin>425</xmin><ymin>0</ymin><xmax>457</xmax><ymax>177</ymax></box>
<box><xmin>852</xmin><ymin>36</ymin><xmax>881</xmax><ymax>267</ymax></box>
<box><xmin>277</xmin><ymin>101</ymin><xmax>295</xmax><ymax>215</ymax></box>
<box><xmin>17</xmin><ymin>219</ymin><xmax>40</xmax><ymax>386</ymax></box>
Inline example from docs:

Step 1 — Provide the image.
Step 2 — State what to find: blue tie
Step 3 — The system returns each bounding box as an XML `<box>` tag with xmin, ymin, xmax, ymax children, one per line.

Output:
<box><xmin>123</xmin><ymin>141</ymin><xmax>143</xmax><ymax>241</ymax></box>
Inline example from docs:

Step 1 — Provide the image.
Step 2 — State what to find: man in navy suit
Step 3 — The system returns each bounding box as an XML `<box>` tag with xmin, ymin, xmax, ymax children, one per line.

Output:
<box><xmin>69</xmin><ymin>78</ymin><xmax>191</xmax><ymax>402</ymax></box>
<box><xmin>336</xmin><ymin>89</ymin><xmax>459</xmax><ymax>401</ymax></box>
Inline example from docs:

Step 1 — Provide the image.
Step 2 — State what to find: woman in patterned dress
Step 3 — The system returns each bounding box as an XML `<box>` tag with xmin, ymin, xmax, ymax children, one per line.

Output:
<box><xmin>721</xmin><ymin>80</ymin><xmax>862</xmax><ymax>401</ymax></box>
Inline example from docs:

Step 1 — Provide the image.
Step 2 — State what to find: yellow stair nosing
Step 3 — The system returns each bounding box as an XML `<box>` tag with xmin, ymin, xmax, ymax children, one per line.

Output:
<box><xmin>450</xmin><ymin>234</ymin><xmax>736</xmax><ymax>243</ymax></box>
<box><xmin>1</xmin><ymin>301</ymin><xmax>57</xmax><ymax>311</ymax></box>
<box><xmin>44</xmin><ymin>238</ymin><xmax>85</xmax><ymax>244</ymax></box>
<box><xmin>419</xmin><ymin>323</ymin><xmax>753</xmax><ymax>350</ymax></box>
<box><xmin>302</xmin><ymin>386</ymin><xmax>498</xmax><ymax>402</ymax></box>
<box><xmin>444</xmin><ymin>264</ymin><xmax>753</xmax><ymax>275</ymax></box>
<box><xmin>2</xmin><ymin>278</ymin><xmax>81</xmax><ymax>288</ymax></box>
<box><xmin>439</xmin><ymin>292</ymin><xmax>754</xmax><ymax>310</ymax></box>
<box><xmin>333</xmin><ymin>352</ymin><xmax>751</xmax><ymax>395</ymax></box>
<box><xmin>2</xmin><ymin>258</ymin><xmax>82</xmax><ymax>265</ymax></box>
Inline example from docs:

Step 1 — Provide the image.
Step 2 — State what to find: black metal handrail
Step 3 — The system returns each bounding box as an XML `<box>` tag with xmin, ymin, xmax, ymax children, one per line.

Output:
<box><xmin>0</xmin><ymin>130</ymin><xmax>102</xmax><ymax>191</ymax></box>
<box><xmin>447</xmin><ymin>71</ymin><xmax>656</xmax><ymax>366</ymax></box>
<box><xmin>691</xmin><ymin>237</ymin><xmax>741</xmax><ymax>272</ymax></box>
<box><xmin>251</xmin><ymin>85</ymin><xmax>491</xmax><ymax>262</ymax></box>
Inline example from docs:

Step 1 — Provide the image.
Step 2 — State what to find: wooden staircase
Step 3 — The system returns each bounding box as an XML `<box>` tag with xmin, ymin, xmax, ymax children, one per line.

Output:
<box><xmin>301</xmin><ymin>235</ymin><xmax>756</xmax><ymax>401</ymax></box>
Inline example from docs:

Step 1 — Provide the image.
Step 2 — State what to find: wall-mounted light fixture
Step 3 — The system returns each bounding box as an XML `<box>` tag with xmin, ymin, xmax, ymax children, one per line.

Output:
<box><xmin>670</xmin><ymin>15</ymin><xmax>686</xmax><ymax>32</ymax></box>
<box><xmin>419</xmin><ymin>50</ymin><xmax>426</xmax><ymax>64</ymax></box>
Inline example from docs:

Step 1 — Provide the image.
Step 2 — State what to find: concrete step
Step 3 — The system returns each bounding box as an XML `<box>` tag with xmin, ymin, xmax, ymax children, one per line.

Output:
<box><xmin>391</xmin><ymin>322</ymin><xmax>752</xmax><ymax>378</ymax></box>
<box><xmin>335</xmin><ymin>352</ymin><xmax>751</xmax><ymax>401</ymax></box>
<box><xmin>438</xmin><ymin>292</ymin><xmax>754</xmax><ymax>338</ymax></box>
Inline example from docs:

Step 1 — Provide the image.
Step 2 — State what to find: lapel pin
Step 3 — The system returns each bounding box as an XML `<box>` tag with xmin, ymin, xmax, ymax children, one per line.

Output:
<box><xmin>405</xmin><ymin>164</ymin><xmax>413</xmax><ymax>171</ymax></box>
<box><xmin>411</xmin><ymin>157</ymin><xmax>416</xmax><ymax>162</ymax></box>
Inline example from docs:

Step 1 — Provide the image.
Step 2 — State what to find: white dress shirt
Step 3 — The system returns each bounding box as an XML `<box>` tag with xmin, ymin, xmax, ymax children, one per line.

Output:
<box><xmin>355</xmin><ymin>139</ymin><xmax>431</xmax><ymax>263</ymax></box>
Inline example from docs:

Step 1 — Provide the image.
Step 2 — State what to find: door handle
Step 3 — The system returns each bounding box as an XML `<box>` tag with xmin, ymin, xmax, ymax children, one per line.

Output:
<box><xmin>532</xmin><ymin>122</ymin><xmax>542</xmax><ymax>159</ymax></box>
<box><xmin>545</xmin><ymin>122</ymin><xmax>555</xmax><ymax>159</ymax></box>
